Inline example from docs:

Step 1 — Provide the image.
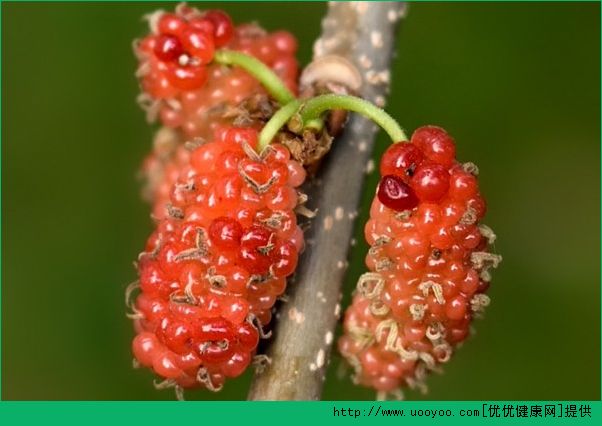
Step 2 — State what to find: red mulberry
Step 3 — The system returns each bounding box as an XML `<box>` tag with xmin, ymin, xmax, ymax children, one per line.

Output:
<box><xmin>129</xmin><ymin>125</ymin><xmax>307</xmax><ymax>394</ymax></box>
<box><xmin>135</xmin><ymin>5</ymin><xmax>300</xmax><ymax>219</ymax></box>
<box><xmin>135</xmin><ymin>4</ymin><xmax>298</xmax><ymax>139</ymax></box>
<box><xmin>339</xmin><ymin>125</ymin><xmax>501</xmax><ymax>398</ymax></box>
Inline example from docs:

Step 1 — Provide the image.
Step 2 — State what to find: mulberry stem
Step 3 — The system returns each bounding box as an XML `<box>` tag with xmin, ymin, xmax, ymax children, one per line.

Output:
<box><xmin>257</xmin><ymin>100</ymin><xmax>301</xmax><ymax>152</ymax></box>
<box><xmin>214</xmin><ymin>50</ymin><xmax>296</xmax><ymax>105</ymax></box>
<box><xmin>258</xmin><ymin>94</ymin><xmax>408</xmax><ymax>151</ymax></box>
<box><xmin>300</xmin><ymin>94</ymin><xmax>407</xmax><ymax>142</ymax></box>
<box><xmin>248</xmin><ymin>1</ymin><xmax>407</xmax><ymax>401</ymax></box>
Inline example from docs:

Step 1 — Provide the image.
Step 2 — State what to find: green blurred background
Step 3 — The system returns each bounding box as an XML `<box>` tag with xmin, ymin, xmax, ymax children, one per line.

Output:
<box><xmin>2</xmin><ymin>2</ymin><xmax>599</xmax><ymax>401</ymax></box>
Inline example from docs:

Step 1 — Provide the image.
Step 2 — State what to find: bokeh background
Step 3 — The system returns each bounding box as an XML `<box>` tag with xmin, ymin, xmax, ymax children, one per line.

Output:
<box><xmin>2</xmin><ymin>2</ymin><xmax>600</xmax><ymax>401</ymax></box>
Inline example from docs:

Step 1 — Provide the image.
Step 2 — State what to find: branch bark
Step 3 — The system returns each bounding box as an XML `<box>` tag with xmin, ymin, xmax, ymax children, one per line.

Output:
<box><xmin>247</xmin><ymin>1</ymin><xmax>407</xmax><ymax>401</ymax></box>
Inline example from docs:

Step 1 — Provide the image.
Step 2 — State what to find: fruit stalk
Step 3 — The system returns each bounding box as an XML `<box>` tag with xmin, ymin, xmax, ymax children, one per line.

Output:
<box><xmin>257</xmin><ymin>100</ymin><xmax>301</xmax><ymax>151</ymax></box>
<box><xmin>299</xmin><ymin>94</ymin><xmax>407</xmax><ymax>142</ymax></box>
<box><xmin>214</xmin><ymin>50</ymin><xmax>296</xmax><ymax>106</ymax></box>
<box><xmin>257</xmin><ymin>94</ymin><xmax>407</xmax><ymax>151</ymax></box>
<box><xmin>248</xmin><ymin>1</ymin><xmax>407</xmax><ymax>401</ymax></box>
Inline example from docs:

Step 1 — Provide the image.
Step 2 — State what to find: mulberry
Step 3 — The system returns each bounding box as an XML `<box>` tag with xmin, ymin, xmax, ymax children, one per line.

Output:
<box><xmin>339</xmin><ymin>126</ymin><xmax>501</xmax><ymax>398</ymax></box>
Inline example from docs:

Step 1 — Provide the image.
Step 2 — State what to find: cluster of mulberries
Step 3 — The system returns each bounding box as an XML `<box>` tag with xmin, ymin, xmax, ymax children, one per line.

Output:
<box><xmin>129</xmin><ymin>5</ymin><xmax>306</xmax><ymax>393</ymax></box>
<box><xmin>338</xmin><ymin>126</ymin><xmax>501</xmax><ymax>396</ymax></box>
<box><xmin>127</xmin><ymin>3</ymin><xmax>502</xmax><ymax>399</ymax></box>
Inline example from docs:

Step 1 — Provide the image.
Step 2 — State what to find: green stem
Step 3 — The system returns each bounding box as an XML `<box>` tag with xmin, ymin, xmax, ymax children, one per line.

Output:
<box><xmin>214</xmin><ymin>50</ymin><xmax>296</xmax><ymax>105</ymax></box>
<box><xmin>258</xmin><ymin>100</ymin><xmax>301</xmax><ymax>152</ymax></box>
<box><xmin>257</xmin><ymin>94</ymin><xmax>408</xmax><ymax>151</ymax></box>
<box><xmin>299</xmin><ymin>94</ymin><xmax>407</xmax><ymax>142</ymax></box>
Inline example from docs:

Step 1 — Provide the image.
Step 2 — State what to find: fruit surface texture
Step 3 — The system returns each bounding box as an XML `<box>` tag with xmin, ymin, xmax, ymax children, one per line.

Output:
<box><xmin>135</xmin><ymin>4</ymin><xmax>298</xmax><ymax>139</ymax></box>
<box><xmin>339</xmin><ymin>126</ymin><xmax>501</xmax><ymax>396</ymax></box>
<box><xmin>130</xmin><ymin>126</ymin><xmax>306</xmax><ymax>391</ymax></box>
<box><xmin>135</xmin><ymin>5</ymin><xmax>299</xmax><ymax>219</ymax></box>
<box><xmin>130</xmin><ymin>5</ymin><xmax>305</xmax><ymax>393</ymax></box>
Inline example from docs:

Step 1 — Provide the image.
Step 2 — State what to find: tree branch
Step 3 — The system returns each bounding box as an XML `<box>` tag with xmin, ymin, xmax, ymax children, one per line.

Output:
<box><xmin>247</xmin><ymin>1</ymin><xmax>407</xmax><ymax>401</ymax></box>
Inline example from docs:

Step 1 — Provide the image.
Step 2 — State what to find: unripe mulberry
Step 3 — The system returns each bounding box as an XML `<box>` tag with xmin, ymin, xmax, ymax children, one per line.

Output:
<box><xmin>338</xmin><ymin>126</ymin><xmax>501</xmax><ymax>398</ymax></box>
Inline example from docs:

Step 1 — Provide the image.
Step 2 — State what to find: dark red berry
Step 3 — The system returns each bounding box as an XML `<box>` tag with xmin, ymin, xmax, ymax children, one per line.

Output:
<box><xmin>238</xmin><ymin>242</ymin><xmax>274</xmax><ymax>275</ymax></box>
<box><xmin>238</xmin><ymin>225</ymin><xmax>275</xmax><ymax>274</ymax></box>
<box><xmin>411</xmin><ymin>126</ymin><xmax>456</xmax><ymax>167</ymax></box>
<box><xmin>209</xmin><ymin>217</ymin><xmax>243</xmax><ymax>249</ymax></box>
<box><xmin>270</xmin><ymin>241</ymin><xmax>298</xmax><ymax>278</ymax></box>
<box><xmin>196</xmin><ymin>317</ymin><xmax>231</xmax><ymax>341</ymax></box>
<box><xmin>181</xmin><ymin>28</ymin><xmax>215</xmax><ymax>64</ymax></box>
<box><xmin>380</xmin><ymin>143</ymin><xmax>424</xmax><ymax>180</ymax></box>
<box><xmin>377</xmin><ymin>175</ymin><xmax>419</xmax><ymax>211</ymax></box>
<box><xmin>154</xmin><ymin>35</ymin><xmax>185</xmax><ymax>62</ymax></box>
<box><xmin>411</xmin><ymin>164</ymin><xmax>450</xmax><ymax>202</ymax></box>
<box><xmin>204</xmin><ymin>10</ymin><xmax>234</xmax><ymax>47</ymax></box>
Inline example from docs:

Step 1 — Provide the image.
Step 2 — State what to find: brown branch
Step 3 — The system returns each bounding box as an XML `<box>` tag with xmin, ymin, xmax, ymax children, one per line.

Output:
<box><xmin>247</xmin><ymin>2</ymin><xmax>407</xmax><ymax>401</ymax></box>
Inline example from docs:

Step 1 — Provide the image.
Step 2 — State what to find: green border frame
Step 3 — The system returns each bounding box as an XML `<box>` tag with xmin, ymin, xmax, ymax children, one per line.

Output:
<box><xmin>0</xmin><ymin>401</ymin><xmax>600</xmax><ymax>424</ymax></box>
<box><xmin>0</xmin><ymin>0</ymin><xmax>600</xmax><ymax>424</ymax></box>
